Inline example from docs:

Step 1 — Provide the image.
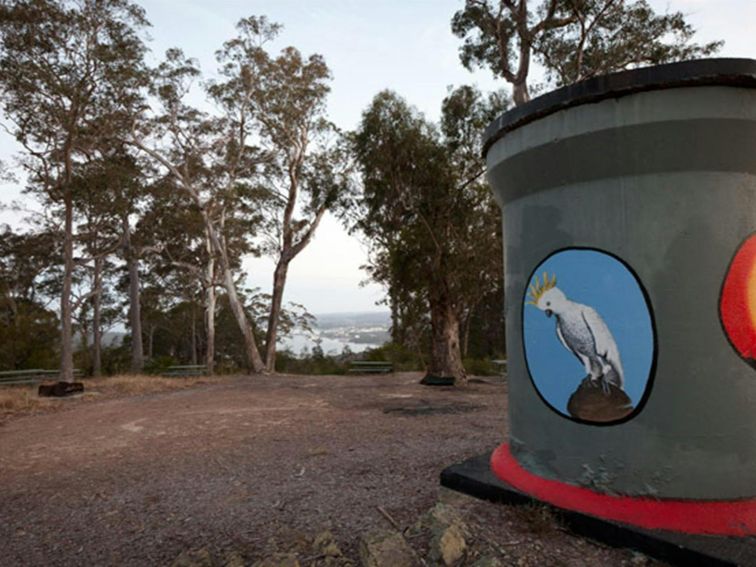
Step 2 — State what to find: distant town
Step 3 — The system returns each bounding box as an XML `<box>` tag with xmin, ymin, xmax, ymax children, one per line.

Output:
<box><xmin>281</xmin><ymin>311</ymin><xmax>391</xmax><ymax>355</ymax></box>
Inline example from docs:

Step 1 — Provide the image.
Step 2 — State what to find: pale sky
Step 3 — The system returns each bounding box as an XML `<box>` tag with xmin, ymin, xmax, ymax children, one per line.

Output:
<box><xmin>1</xmin><ymin>0</ymin><xmax>753</xmax><ymax>314</ymax></box>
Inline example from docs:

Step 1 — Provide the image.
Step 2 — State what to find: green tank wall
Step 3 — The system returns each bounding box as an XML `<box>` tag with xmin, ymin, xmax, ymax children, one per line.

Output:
<box><xmin>486</xmin><ymin>84</ymin><xmax>756</xmax><ymax>499</ymax></box>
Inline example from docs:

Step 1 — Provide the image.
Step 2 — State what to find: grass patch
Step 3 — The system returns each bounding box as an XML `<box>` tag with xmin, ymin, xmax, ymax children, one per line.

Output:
<box><xmin>85</xmin><ymin>374</ymin><xmax>223</xmax><ymax>395</ymax></box>
<box><xmin>0</xmin><ymin>374</ymin><xmax>229</xmax><ymax>424</ymax></box>
<box><xmin>0</xmin><ymin>385</ymin><xmax>44</xmax><ymax>413</ymax></box>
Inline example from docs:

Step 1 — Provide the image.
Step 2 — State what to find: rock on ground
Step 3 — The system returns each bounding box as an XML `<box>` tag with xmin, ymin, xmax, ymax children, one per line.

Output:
<box><xmin>420</xmin><ymin>502</ymin><xmax>469</xmax><ymax>566</ymax></box>
<box><xmin>358</xmin><ymin>529</ymin><xmax>416</xmax><ymax>567</ymax></box>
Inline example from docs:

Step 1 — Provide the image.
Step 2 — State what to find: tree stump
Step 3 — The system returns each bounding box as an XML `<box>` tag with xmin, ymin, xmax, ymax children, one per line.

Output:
<box><xmin>38</xmin><ymin>381</ymin><xmax>84</xmax><ymax>397</ymax></box>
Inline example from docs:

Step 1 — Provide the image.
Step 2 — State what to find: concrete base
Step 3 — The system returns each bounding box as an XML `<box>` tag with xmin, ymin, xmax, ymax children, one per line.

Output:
<box><xmin>440</xmin><ymin>452</ymin><xmax>756</xmax><ymax>567</ymax></box>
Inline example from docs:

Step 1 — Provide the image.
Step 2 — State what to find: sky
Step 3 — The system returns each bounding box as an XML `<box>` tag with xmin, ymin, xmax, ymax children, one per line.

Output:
<box><xmin>0</xmin><ymin>0</ymin><xmax>754</xmax><ymax>314</ymax></box>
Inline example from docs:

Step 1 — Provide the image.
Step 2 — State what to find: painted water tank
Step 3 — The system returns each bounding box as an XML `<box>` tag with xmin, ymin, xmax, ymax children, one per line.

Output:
<box><xmin>484</xmin><ymin>59</ymin><xmax>756</xmax><ymax>535</ymax></box>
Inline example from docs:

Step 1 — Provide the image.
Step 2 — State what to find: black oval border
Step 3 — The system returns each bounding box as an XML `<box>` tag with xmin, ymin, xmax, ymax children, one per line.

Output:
<box><xmin>521</xmin><ymin>247</ymin><xmax>658</xmax><ymax>427</ymax></box>
<box><xmin>717</xmin><ymin>231</ymin><xmax>756</xmax><ymax>371</ymax></box>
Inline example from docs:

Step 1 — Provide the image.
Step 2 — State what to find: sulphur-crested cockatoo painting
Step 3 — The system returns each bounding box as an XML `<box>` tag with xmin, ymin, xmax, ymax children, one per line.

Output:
<box><xmin>527</xmin><ymin>272</ymin><xmax>624</xmax><ymax>393</ymax></box>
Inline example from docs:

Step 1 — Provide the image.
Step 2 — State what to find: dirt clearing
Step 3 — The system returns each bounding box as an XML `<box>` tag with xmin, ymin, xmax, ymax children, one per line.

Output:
<box><xmin>0</xmin><ymin>373</ymin><xmax>656</xmax><ymax>566</ymax></box>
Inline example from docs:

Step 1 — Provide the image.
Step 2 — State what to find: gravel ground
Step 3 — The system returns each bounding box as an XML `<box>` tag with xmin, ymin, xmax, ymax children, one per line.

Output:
<box><xmin>0</xmin><ymin>373</ymin><xmax>656</xmax><ymax>566</ymax></box>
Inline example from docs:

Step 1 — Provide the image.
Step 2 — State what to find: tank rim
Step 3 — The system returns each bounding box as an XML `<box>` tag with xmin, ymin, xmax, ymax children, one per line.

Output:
<box><xmin>483</xmin><ymin>58</ymin><xmax>756</xmax><ymax>158</ymax></box>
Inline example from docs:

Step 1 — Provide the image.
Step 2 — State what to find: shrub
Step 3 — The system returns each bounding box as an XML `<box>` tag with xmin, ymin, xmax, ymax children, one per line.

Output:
<box><xmin>463</xmin><ymin>357</ymin><xmax>502</xmax><ymax>376</ymax></box>
<box><xmin>274</xmin><ymin>349</ymin><xmax>348</xmax><ymax>375</ymax></box>
<box><xmin>362</xmin><ymin>342</ymin><xmax>423</xmax><ymax>371</ymax></box>
<box><xmin>143</xmin><ymin>355</ymin><xmax>178</xmax><ymax>375</ymax></box>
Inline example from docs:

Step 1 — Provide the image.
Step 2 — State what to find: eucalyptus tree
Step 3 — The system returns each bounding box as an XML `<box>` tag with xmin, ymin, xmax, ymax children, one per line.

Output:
<box><xmin>138</xmin><ymin>174</ymin><xmax>261</xmax><ymax>374</ymax></box>
<box><xmin>451</xmin><ymin>0</ymin><xmax>723</xmax><ymax>105</ymax></box>
<box><xmin>130</xmin><ymin>47</ymin><xmax>270</xmax><ymax>373</ymax></box>
<box><xmin>71</xmin><ymin>167</ymin><xmax>113</xmax><ymax>376</ymax></box>
<box><xmin>0</xmin><ymin>225</ymin><xmax>60</xmax><ymax>369</ymax></box>
<box><xmin>211</xmin><ymin>16</ymin><xmax>348</xmax><ymax>372</ymax></box>
<box><xmin>138</xmin><ymin>261</ymin><xmax>204</xmax><ymax>365</ymax></box>
<box><xmin>0</xmin><ymin>0</ymin><xmax>149</xmax><ymax>380</ymax></box>
<box><xmin>117</xmin><ymin>163</ymin><xmax>149</xmax><ymax>373</ymax></box>
<box><xmin>69</xmin><ymin>150</ymin><xmax>145</xmax><ymax>374</ymax></box>
<box><xmin>138</xmin><ymin>180</ymin><xmax>214</xmax><ymax>369</ymax></box>
<box><xmin>351</xmin><ymin>87</ymin><xmax>508</xmax><ymax>385</ymax></box>
<box><xmin>440</xmin><ymin>86</ymin><xmax>507</xmax><ymax>359</ymax></box>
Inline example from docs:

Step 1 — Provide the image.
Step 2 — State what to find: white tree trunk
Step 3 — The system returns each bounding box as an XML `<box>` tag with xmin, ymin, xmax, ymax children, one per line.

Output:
<box><xmin>123</xmin><ymin>216</ymin><xmax>144</xmax><ymax>373</ymax></box>
<box><xmin>60</xmin><ymin>190</ymin><xmax>75</xmax><ymax>382</ymax></box>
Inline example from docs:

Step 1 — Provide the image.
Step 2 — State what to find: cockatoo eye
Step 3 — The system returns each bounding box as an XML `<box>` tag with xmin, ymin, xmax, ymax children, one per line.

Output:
<box><xmin>546</xmin><ymin>301</ymin><xmax>551</xmax><ymax>306</ymax></box>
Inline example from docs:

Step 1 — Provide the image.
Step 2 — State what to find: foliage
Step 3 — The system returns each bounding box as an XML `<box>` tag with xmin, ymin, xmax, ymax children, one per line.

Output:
<box><xmin>210</xmin><ymin>16</ymin><xmax>348</xmax><ymax>371</ymax></box>
<box><xmin>363</xmin><ymin>342</ymin><xmax>423</xmax><ymax>372</ymax></box>
<box><xmin>0</xmin><ymin>226</ymin><xmax>60</xmax><ymax>369</ymax></box>
<box><xmin>0</xmin><ymin>0</ymin><xmax>149</xmax><ymax>157</ymax></box>
<box><xmin>349</xmin><ymin>86</ymin><xmax>508</xmax><ymax>382</ymax></box>
<box><xmin>451</xmin><ymin>0</ymin><xmax>723</xmax><ymax>103</ymax></box>
<box><xmin>274</xmin><ymin>349</ymin><xmax>348</xmax><ymax>375</ymax></box>
<box><xmin>0</xmin><ymin>299</ymin><xmax>60</xmax><ymax>369</ymax></box>
<box><xmin>134</xmin><ymin>287</ymin><xmax>314</xmax><ymax>372</ymax></box>
<box><xmin>129</xmin><ymin>17</ymin><xmax>346</xmax><ymax>374</ymax></box>
<box><xmin>535</xmin><ymin>0</ymin><xmax>724</xmax><ymax>86</ymax></box>
<box><xmin>0</xmin><ymin>6</ymin><xmax>518</xmax><ymax>380</ymax></box>
<box><xmin>98</xmin><ymin>342</ymin><xmax>135</xmax><ymax>375</ymax></box>
<box><xmin>0</xmin><ymin>0</ymin><xmax>149</xmax><ymax>379</ymax></box>
<box><xmin>142</xmin><ymin>355</ymin><xmax>178</xmax><ymax>375</ymax></box>
<box><xmin>462</xmin><ymin>357</ymin><xmax>500</xmax><ymax>377</ymax></box>
<box><xmin>0</xmin><ymin>10</ymin><xmax>340</xmax><ymax>376</ymax></box>
<box><xmin>463</xmin><ymin>285</ymin><xmax>506</xmax><ymax>360</ymax></box>
<box><xmin>0</xmin><ymin>224</ymin><xmax>59</xmax><ymax>302</ymax></box>
<box><xmin>132</xmin><ymin>42</ymin><xmax>272</xmax><ymax>372</ymax></box>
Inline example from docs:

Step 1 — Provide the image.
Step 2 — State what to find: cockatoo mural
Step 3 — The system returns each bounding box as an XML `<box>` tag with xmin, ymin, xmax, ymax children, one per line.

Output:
<box><xmin>522</xmin><ymin>249</ymin><xmax>654</xmax><ymax>423</ymax></box>
<box><xmin>527</xmin><ymin>272</ymin><xmax>625</xmax><ymax>394</ymax></box>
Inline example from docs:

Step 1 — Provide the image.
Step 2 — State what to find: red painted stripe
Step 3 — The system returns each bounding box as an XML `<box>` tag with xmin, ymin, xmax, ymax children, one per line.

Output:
<box><xmin>491</xmin><ymin>443</ymin><xmax>756</xmax><ymax>536</ymax></box>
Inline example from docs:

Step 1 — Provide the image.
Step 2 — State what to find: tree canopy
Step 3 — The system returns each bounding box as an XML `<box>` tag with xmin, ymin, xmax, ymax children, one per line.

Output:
<box><xmin>0</xmin><ymin>2</ymin><xmax>724</xmax><ymax>381</ymax></box>
<box><xmin>350</xmin><ymin>86</ymin><xmax>509</xmax><ymax>383</ymax></box>
<box><xmin>451</xmin><ymin>0</ymin><xmax>723</xmax><ymax>104</ymax></box>
<box><xmin>0</xmin><ymin>0</ymin><xmax>150</xmax><ymax>380</ymax></box>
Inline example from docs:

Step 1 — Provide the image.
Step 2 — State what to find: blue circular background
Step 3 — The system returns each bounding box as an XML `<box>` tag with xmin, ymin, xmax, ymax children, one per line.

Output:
<box><xmin>523</xmin><ymin>249</ymin><xmax>655</xmax><ymax>418</ymax></box>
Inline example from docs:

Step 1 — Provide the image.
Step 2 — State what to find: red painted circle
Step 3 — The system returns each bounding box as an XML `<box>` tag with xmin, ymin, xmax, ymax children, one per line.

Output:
<box><xmin>721</xmin><ymin>234</ymin><xmax>756</xmax><ymax>362</ymax></box>
<box><xmin>491</xmin><ymin>443</ymin><xmax>756</xmax><ymax>536</ymax></box>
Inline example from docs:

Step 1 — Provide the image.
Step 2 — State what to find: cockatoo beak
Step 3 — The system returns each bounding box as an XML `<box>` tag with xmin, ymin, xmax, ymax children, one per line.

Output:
<box><xmin>545</xmin><ymin>309</ymin><xmax>553</xmax><ymax>318</ymax></box>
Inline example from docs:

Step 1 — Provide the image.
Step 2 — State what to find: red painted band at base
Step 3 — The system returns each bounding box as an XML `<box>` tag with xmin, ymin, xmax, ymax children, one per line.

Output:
<box><xmin>491</xmin><ymin>443</ymin><xmax>756</xmax><ymax>536</ymax></box>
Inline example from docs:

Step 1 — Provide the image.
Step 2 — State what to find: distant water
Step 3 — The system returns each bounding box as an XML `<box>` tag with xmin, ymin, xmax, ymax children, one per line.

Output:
<box><xmin>278</xmin><ymin>333</ymin><xmax>379</xmax><ymax>357</ymax></box>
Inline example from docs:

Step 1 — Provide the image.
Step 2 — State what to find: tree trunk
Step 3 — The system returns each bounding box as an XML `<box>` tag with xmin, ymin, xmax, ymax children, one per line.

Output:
<box><xmin>264</xmin><ymin>259</ymin><xmax>289</xmax><ymax>373</ymax></box>
<box><xmin>123</xmin><ymin>216</ymin><xmax>144</xmax><ymax>373</ymax></box>
<box><xmin>462</xmin><ymin>311</ymin><xmax>472</xmax><ymax>359</ymax></box>
<box><xmin>127</xmin><ymin>254</ymin><xmax>144</xmax><ymax>372</ymax></box>
<box><xmin>512</xmin><ymin>80</ymin><xmax>530</xmax><ymax>106</ymax></box>
<box><xmin>60</xmin><ymin>190</ymin><xmax>75</xmax><ymax>382</ymax></box>
<box><xmin>79</xmin><ymin>317</ymin><xmax>90</xmax><ymax>374</ymax></box>
<box><xmin>205</xmin><ymin>258</ymin><xmax>216</xmax><ymax>375</ymax></box>
<box><xmin>426</xmin><ymin>290</ymin><xmax>467</xmax><ymax>385</ymax></box>
<box><xmin>203</xmin><ymin>217</ymin><xmax>265</xmax><ymax>374</ymax></box>
<box><xmin>92</xmin><ymin>256</ymin><xmax>103</xmax><ymax>377</ymax></box>
<box><xmin>190</xmin><ymin>304</ymin><xmax>198</xmax><ymax>365</ymax></box>
<box><xmin>147</xmin><ymin>325</ymin><xmax>154</xmax><ymax>360</ymax></box>
<box><xmin>222</xmin><ymin>262</ymin><xmax>266</xmax><ymax>373</ymax></box>
<box><xmin>389</xmin><ymin>285</ymin><xmax>402</xmax><ymax>345</ymax></box>
<box><xmin>462</xmin><ymin>300</ymin><xmax>479</xmax><ymax>359</ymax></box>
